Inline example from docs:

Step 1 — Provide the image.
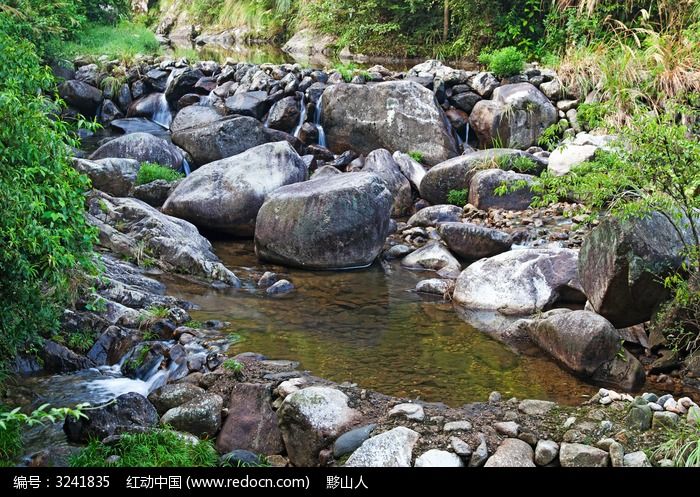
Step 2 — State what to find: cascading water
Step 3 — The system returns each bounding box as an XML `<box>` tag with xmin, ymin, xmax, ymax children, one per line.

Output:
<box><xmin>292</xmin><ymin>93</ymin><xmax>307</xmax><ymax>138</ymax></box>
<box><xmin>182</xmin><ymin>158</ymin><xmax>191</xmax><ymax>176</ymax></box>
<box><xmin>151</xmin><ymin>93</ymin><xmax>172</xmax><ymax>129</ymax></box>
<box><xmin>314</xmin><ymin>94</ymin><xmax>327</xmax><ymax>148</ymax></box>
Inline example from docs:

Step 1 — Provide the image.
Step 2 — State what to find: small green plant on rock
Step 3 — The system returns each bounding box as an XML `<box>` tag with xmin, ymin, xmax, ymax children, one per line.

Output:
<box><xmin>222</xmin><ymin>359</ymin><xmax>244</xmax><ymax>374</ymax></box>
<box><xmin>136</xmin><ymin>163</ymin><xmax>184</xmax><ymax>186</ymax></box>
<box><xmin>478</xmin><ymin>46</ymin><xmax>525</xmax><ymax>78</ymax></box>
<box><xmin>576</xmin><ymin>102</ymin><xmax>609</xmax><ymax>131</ymax></box>
<box><xmin>446</xmin><ymin>189</ymin><xmax>468</xmax><ymax>207</ymax></box>
<box><xmin>408</xmin><ymin>150</ymin><xmax>425</xmax><ymax>163</ymax></box>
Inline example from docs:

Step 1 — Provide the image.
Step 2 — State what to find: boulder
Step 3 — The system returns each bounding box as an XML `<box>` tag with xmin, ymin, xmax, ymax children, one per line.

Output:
<box><xmin>87</xmin><ymin>191</ymin><xmax>239</xmax><ymax>285</ymax></box>
<box><xmin>165</xmin><ymin>68</ymin><xmax>205</xmax><ymax>103</ymax></box>
<box><xmin>547</xmin><ymin>144</ymin><xmax>598</xmax><ymax>176</ymax></box>
<box><xmin>41</xmin><ymin>340</ymin><xmax>94</xmax><ymax>373</ymax></box>
<box><xmin>73</xmin><ymin>158</ymin><xmax>140</xmax><ymax>197</ymax></box>
<box><xmin>75</xmin><ymin>63</ymin><xmax>100</xmax><ymax>87</ymax></box>
<box><xmin>469</xmin><ymin>83</ymin><xmax>557</xmax><ymax>149</ymax></box>
<box><xmin>453</xmin><ymin>248</ymin><xmax>584</xmax><ymax>316</ymax></box>
<box><xmin>217</xmin><ymin>383</ymin><xmax>284</xmax><ymax>455</ymax></box>
<box><xmin>416</xmin><ymin>278</ymin><xmax>453</xmax><ymax>296</ymax></box>
<box><xmin>438</xmin><ymin>222</ymin><xmax>512</xmax><ymax>260</ymax></box>
<box><xmin>132</xmin><ymin>179</ymin><xmax>180</xmax><ymax>208</ymax></box>
<box><xmin>470</xmin><ymin>72</ymin><xmax>500</xmax><ymax>97</ymax></box>
<box><xmin>321</xmin><ymin>81</ymin><xmax>458</xmax><ymax>166</ymax></box>
<box><xmin>524</xmin><ymin>310</ymin><xmax>645</xmax><ymax>390</ymax></box>
<box><xmin>170</xmin><ymin>105</ymin><xmax>224</xmax><ymax>134</ymax></box>
<box><xmin>162</xmin><ymin>141</ymin><xmax>307</xmax><ymax>236</ymax></box>
<box><xmin>225</xmin><ymin>91</ymin><xmax>271</xmax><ymax>120</ymax></box>
<box><xmin>401</xmin><ymin>242</ymin><xmax>461</xmax><ymax>276</ymax></box>
<box><xmin>535</xmin><ymin>440</ymin><xmax>559</xmax><ymax>466</ymax></box>
<box><xmin>310</xmin><ymin>165</ymin><xmax>341</xmax><ymax>180</ymax></box>
<box><xmin>282</xmin><ymin>28</ymin><xmax>336</xmax><ymax>55</ymax></box>
<box><xmin>392</xmin><ymin>151</ymin><xmax>427</xmax><ymax>190</ymax></box>
<box><xmin>484</xmin><ymin>438</ymin><xmax>535</xmax><ymax>467</ymax></box>
<box><xmin>64</xmin><ymin>393</ymin><xmax>158</xmax><ymax>443</ymax></box>
<box><xmin>407</xmin><ymin>205</ymin><xmax>463</xmax><ymax>227</ymax></box>
<box><xmin>419</xmin><ymin>149</ymin><xmax>541</xmax><ymax>205</ymax></box>
<box><xmin>345</xmin><ymin>427</ymin><xmax>420</xmax><ymax>467</ymax></box>
<box><xmin>148</xmin><ymin>383</ymin><xmax>205</xmax><ymax>416</ymax></box>
<box><xmin>172</xmin><ymin>116</ymin><xmax>290</xmax><ymax>166</ymax></box>
<box><xmin>59</xmin><ymin>80</ymin><xmax>102</xmax><ymax>116</ymax></box>
<box><xmin>415</xmin><ymin>449</ymin><xmax>464</xmax><ymax>467</ymax></box>
<box><xmin>100</xmin><ymin>99</ymin><xmax>123</xmax><ymax>124</ymax></box>
<box><xmin>559</xmin><ymin>443</ymin><xmax>609</xmax><ymax>467</ymax></box>
<box><xmin>363</xmin><ymin>149</ymin><xmax>413</xmax><ymax>216</ymax></box>
<box><xmin>89</xmin><ymin>132</ymin><xmax>184</xmax><ymax>170</ymax></box>
<box><xmin>87</xmin><ymin>325</ymin><xmax>141</xmax><ymax>365</ymax></box>
<box><xmin>160</xmin><ymin>392</ymin><xmax>223</xmax><ymax>438</ymax></box>
<box><xmin>266</xmin><ymin>96</ymin><xmax>301</xmax><ymax>132</ymax></box>
<box><xmin>255</xmin><ymin>172</ymin><xmax>392</xmax><ymax>269</ymax></box>
<box><xmin>277</xmin><ymin>386</ymin><xmax>359</xmax><ymax>466</ymax></box>
<box><xmin>127</xmin><ymin>93</ymin><xmax>165</xmax><ymax>119</ymax></box>
<box><xmin>579</xmin><ymin>212</ymin><xmax>692</xmax><ymax>328</ymax></box>
<box><xmin>468</xmin><ymin>169</ymin><xmax>535</xmax><ymax>211</ymax></box>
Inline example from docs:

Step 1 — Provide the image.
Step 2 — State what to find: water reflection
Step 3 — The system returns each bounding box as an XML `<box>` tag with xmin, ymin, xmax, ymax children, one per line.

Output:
<box><xmin>161</xmin><ymin>241</ymin><xmax>595</xmax><ymax>406</ymax></box>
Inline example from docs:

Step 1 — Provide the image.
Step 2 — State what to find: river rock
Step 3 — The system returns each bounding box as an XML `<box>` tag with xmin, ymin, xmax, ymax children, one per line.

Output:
<box><xmin>89</xmin><ymin>132</ymin><xmax>184</xmax><ymax>170</ymax></box>
<box><xmin>278</xmin><ymin>387</ymin><xmax>359</xmax><ymax>466</ymax></box>
<box><xmin>165</xmin><ymin>68</ymin><xmax>204</xmax><ymax>104</ymax></box>
<box><xmin>162</xmin><ymin>141</ymin><xmax>306</xmax><ymax>236</ymax></box>
<box><xmin>468</xmin><ymin>169</ymin><xmax>535</xmax><ymax>211</ymax></box>
<box><xmin>87</xmin><ymin>191</ymin><xmax>239</xmax><ymax>285</ymax></box>
<box><xmin>624</xmin><ymin>451</ymin><xmax>652</xmax><ymax>467</ymax></box>
<box><xmin>388</xmin><ymin>403</ymin><xmax>425</xmax><ymax>421</ymax></box>
<box><xmin>310</xmin><ymin>165</ymin><xmax>340</xmax><ymax>180</ymax></box>
<box><xmin>559</xmin><ymin>443</ymin><xmax>609</xmax><ymax>467</ymax></box>
<box><xmin>408</xmin><ymin>205</ymin><xmax>463</xmax><ymax>227</ymax></box>
<box><xmin>438</xmin><ymin>222</ymin><xmax>512</xmax><ymax>260</ymax></box>
<box><xmin>87</xmin><ymin>325</ymin><xmax>141</xmax><ymax>366</ymax></box>
<box><xmin>524</xmin><ymin>310</ymin><xmax>645</xmax><ymax>390</ymax></box>
<box><xmin>170</xmin><ymin>105</ymin><xmax>224</xmax><ymax>134</ymax></box>
<box><xmin>172</xmin><ymin>115</ymin><xmax>291</xmax><ymax>166</ymax></box>
<box><xmin>282</xmin><ymin>28</ymin><xmax>336</xmax><ymax>55</ymax></box>
<box><xmin>547</xmin><ymin>144</ymin><xmax>598</xmax><ymax>176</ymax></box>
<box><xmin>100</xmin><ymin>99</ymin><xmax>123</xmax><ymax>124</ymax></box>
<box><xmin>451</xmin><ymin>91</ymin><xmax>482</xmax><ymax>113</ymax></box>
<box><xmin>333</xmin><ymin>424</ymin><xmax>377</xmax><ymax>458</ymax></box>
<box><xmin>266</xmin><ymin>96</ymin><xmax>301</xmax><ymax>132</ymax></box>
<box><xmin>345</xmin><ymin>427</ymin><xmax>420</xmax><ymax>467</ymax></box>
<box><xmin>401</xmin><ymin>242</ymin><xmax>461</xmax><ymax>275</ymax></box>
<box><xmin>416</xmin><ymin>278</ymin><xmax>452</xmax><ymax>296</ymax></box>
<box><xmin>64</xmin><ymin>392</ymin><xmax>158</xmax><ymax>443</ymax></box>
<box><xmin>73</xmin><ymin>158</ymin><xmax>140</xmax><ymax>197</ymax></box>
<box><xmin>255</xmin><ymin>172</ymin><xmax>392</xmax><ymax>269</ymax></box>
<box><xmin>59</xmin><ymin>80</ymin><xmax>102</xmax><ymax>116</ymax></box>
<box><xmin>470</xmin><ymin>83</ymin><xmax>557</xmax><ymax>149</ymax></box>
<box><xmin>626</xmin><ymin>404</ymin><xmax>652</xmax><ymax>431</ymax></box>
<box><xmin>470</xmin><ymin>72</ymin><xmax>500</xmax><ymax>97</ymax></box>
<box><xmin>484</xmin><ymin>438</ymin><xmax>535</xmax><ymax>467</ymax></box>
<box><xmin>147</xmin><ymin>383</ymin><xmax>205</xmax><ymax>416</ymax></box>
<box><xmin>579</xmin><ymin>212</ymin><xmax>692</xmax><ymax>328</ymax></box>
<box><xmin>322</xmin><ymin>81</ymin><xmax>458</xmax><ymax>166</ymax></box>
<box><xmin>518</xmin><ymin>399</ymin><xmax>556</xmax><ymax>416</ymax></box>
<box><xmin>225</xmin><ymin>91</ymin><xmax>271</xmax><ymax>120</ymax></box>
<box><xmin>453</xmin><ymin>248</ymin><xmax>584</xmax><ymax>316</ymax></box>
<box><xmin>392</xmin><ymin>151</ymin><xmax>427</xmax><ymax>190</ymax></box>
<box><xmin>653</xmin><ymin>411</ymin><xmax>679</xmax><ymax>429</ymax></box>
<box><xmin>535</xmin><ymin>440</ymin><xmax>559</xmax><ymax>466</ymax></box>
<box><xmin>415</xmin><ymin>449</ymin><xmax>464</xmax><ymax>467</ymax></box>
<box><xmin>217</xmin><ymin>383</ymin><xmax>284</xmax><ymax>455</ymax></box>
<box><xmin>266</xmin><ymin>279</ymin><xmax>294</xmax><ymax>295</ymax></box>
<box><xmin>132</xmin><ymin>179</ymin><xmax>180</xmax><ymax>208</ymax></box>
<box><xmin>363</xmin><ymin>149</ymin><xmax>413</xmax><ymax>216</ymax></box>
<box><xmin>40</xmin><ymin>340</ymin><xmax>94</xmax><ymax>373</ymax></box>
<box><xmin>160</xmin><ymin>392</ymin><xmax>223</xmax><ymax>438</ymax></box>
<box><xmin>494</xmin><ymin>421</ymin><xmax>519</xmax><ymax>437</ymax></box>
<box><xmin>419</xmin><ymin>149</ymin><xmax>540</xmax><ymax>205</ymax></box>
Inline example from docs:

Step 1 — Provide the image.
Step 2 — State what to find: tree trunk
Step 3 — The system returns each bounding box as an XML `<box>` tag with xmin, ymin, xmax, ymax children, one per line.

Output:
<box><xmin>443</xmin><ymin>1</ymin><xmax>449</xmax><ymax>43</ymax></box>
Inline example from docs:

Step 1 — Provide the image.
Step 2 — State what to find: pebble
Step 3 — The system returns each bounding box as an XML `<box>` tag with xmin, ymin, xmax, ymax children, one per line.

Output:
<box><xmin>468</xmin><ymin>434</ymin><xmax>489</xmax><ymax>467</ymax></box>
<box><xmin>494</xmin><ymin>421</ymin><xmax>519</xmax><ymax>437</ymax></box>
<box><xmin>600</xmin><ymin>420</ymin><xmax>613</xmax><ymax>432</ymax></box>
<box><xmin>333</xmin><ymin>424</ymin><xmax>377</xmax><ymax>458</ymax></box>
<box><xmin>609</xmin><ymin>441</ymin><xmax>624</xmax><ymax>468</ymax></box>
<box><xmin>266</xmin><ymin>279</ymin><xmax>294</xmax><ymax>295</ymax></box>
<box><xmin>642</xmin><ymin>392</ymin><xmax>659</xmax><ymax>403</ymax></box>
<box><xmin>658</xmin><ymin>459</ymin><xmax>675</xmax><ymax>468</ymax></box>
<box><xmin>450</xmin><ymin>437</ymin><xmax>472</xmax><ymax>457</ymax></box>
<box><xmin>518</xmin><ymin>431</ymin><xmax>538</xmax><ymax>447</ymax></box>
<box><xmin>563</xmin><ymin>416</ymin><xmax>576</xmax><ymax>429</ymax></box>
<box><xmin>443</xmin><ymin>420</ymin><xmax>472</xmax><ymax>432</ymax></box>
<box><xmin>414</xmin><ymin>449</ymin><xmax>464</xmax><ymax>467</ymax></box>
<box><xmin>596</xmin><ymin>438</ymin><xmax>615</xmax><ymax>451</ymax></box>
<box><xmin>657</xmin><ymin>394</ymin><xmax>673</xmax><ymax>406</ymax></box>
<box><xmin>276</xmin><ymin>378</ymin><xmax>305</xmax><ymax>398</ymax></box>
<box><xmin>489</xmin><ymin>391</ymin><xmax>502</xmax><ymax>403</ymax></box>
<box><xmin>389</xmin><ymin>403</ymin><xmax>425</xmax><ymax>421</ymax></box>
<box><xmin>663</xmin><ymin>398</ymin><xmax>684</xmax><ymax>414</ymax></box>
<box><xmin>503</xmin><ymin>411</ymin><xmax>519</xmax><ymax>422</ymax></box>
<box><xmin>624</xmin><ymin>451</ymin><xmax>651</xmax><ymax>467</ymax></box>
<box><xmin>534</xmin><ymin>440</ymin><xmax>559</xmax><ymax>466</ymax></box>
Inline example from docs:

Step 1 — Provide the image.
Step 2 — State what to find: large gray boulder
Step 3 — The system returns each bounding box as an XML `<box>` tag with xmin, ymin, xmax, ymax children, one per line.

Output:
<box><xmin>401</xmin><ymin>242</ymin><xmax>461</xmax><ymax>276</ymax></box>
<box><xmin>165</xmin><ymin>68</ymin><xmax>205</xmax><ymax>104</ymax></box>
<box><xmin>438</xmin><ymin>222</ymin><xmax>512</xmax><ymax>260</ymax></box>
<box><xmin>59</xmin><ymin>79</ymin><xmax>102</xmax><ymax>116</ymax></box>
<box><xmin>87</xmin><ymin>191</ymin><xmax>239</xmax><ymax>285</ymax></box>
<box><xmin>266</xmin><ymin>96</ymin><xmax>301</xmax><ymax>133</ymax></box>
<box><xmin>255</xmin><ymin>172</ymin><xmax>392</xmax><ymax>269</ymax></box>
<box><xmin>277</xmin><ymin>386</ymin><xmax>360</xmax><ymax>466</ymax></box>
<box><xmin>170</xmin><ymin>105</ymin><xmax>224</xmax><ymax>133</ymax></box>
<box><xmin>363</xmin><ymin>149</ymin><xmax>413</xmax><ymax>217</ymax></box>
<box><xmin>162</xmin><ymin>141</ymin><xmax>307</xmax><ymax>236</ymax></box>
<box><xmin>225</xmin><ymin>90</ymin><xmax>270</xmax><ymax>120</ymax></box>
<box><xmin>524</xmin><ymin>310</ymin><xmax>645</xmax><ymax>390</ymax></box>
<box><xmin>148</xmin><ymin>383</ymin><xmax>205</xmax><ymax>416</ymax></box>
<box><xmin>470</xmin><ymin>83</ymin><xmax>557</xmax><ymax>149</ymax></box>
<box><xmin>321</xmin><ymin>81</ymin><xmax>458</xmax><ymax>166</ymax></box>
<box><xmin>484</xmin><ymin>438</ymin><xmax>535</xmax><ymax>467</ymax></box>
<box><xmin>160</xmin><ymin>392</ymin><xmax>223</xmax><ymax>438</ymax></box>
<box><xmin>407</xmin><ymin>205</ymin><xmax>463</xmax><ymax>227</ymax></box>
<box><xmin>171</xmin><ymin>116</ymin><xmax>291</xmax><ymax>166</ymax></box>
<box><xmin>419</xmin><ymin>149</ymin><xmax>541</xmax><ymax>205</ymax></box>
<box><xmin>89</xmin><ymin>132</ymin><xmax>184</xmax><ymax>170</ymax></box>
<box><xmin>468</xmin><ymin>169</ymin><xmax>535</xmax><ymax>211</ymax></box>
<box><xmin>345</xmin><ymin>427</ymin><xmax>420</xmax><ymax>467</ymax></box>
<box><xmin>579</xmin><ymin>212</ymin><xmax>692</xmax><ymax>328</ymax></box>
<box><xmin>73</xmin><ymin>158</ymin><xmax>140</xmax><ymax>197</ymax></box>
<box><xmin>64</xmin><ymin>393</ymin><xmax>158</xmax><ymax>443</ymax></box>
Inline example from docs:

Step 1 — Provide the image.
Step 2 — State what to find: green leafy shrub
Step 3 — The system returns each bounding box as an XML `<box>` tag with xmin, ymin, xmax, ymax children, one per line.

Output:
<box><xmin>70</xmin><ymin>429</ymin><xmax>219</xmax><ymax>467</ymax></box>
<box><xmin>652</xmin><ymin>421</ymin><xmax>700</xmax><ymax>467</ymax></box>
<box><xmin>576</xmin><ymin>102</ymin><xmax>609</xmax><ymax>131</ymax></box>
<box><xmin>408</xmin><ymin>150</ymin><xmax>425</xmax><ymax>163</ymax></box>
<box><xmin>538</xmin><ymin>120</ymin><xmax>569</xmax><ymax>151</ymax></box>
<box><xmin>446</xmin><ymin>189</ymin><xmax>468</xmax><ymax>207</ymax></box>
<box><xmin>222</xmin><ymin>359</ymin><xmax>244</xmax><ymax>374</ymax></box>
<box><xmin>478</xmin><ymin>46</ymin><xmax>525</xmax><ymax>77</ymax></box>
<box><xmin>136</xmin><ymin>163</ymin><xmax>184</xmax><ymax>186</ymax></box>
<box><xmin>0</xmin><ymin>23</ymin><xmax>97</xmax><ymax>377</ymax></box>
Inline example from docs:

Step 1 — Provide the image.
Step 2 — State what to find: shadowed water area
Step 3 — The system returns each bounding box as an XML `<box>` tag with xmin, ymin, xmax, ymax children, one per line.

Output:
<box><xmin>161</xmin><ymin>241</ymin><xmax>596</xmax><ymax>406</ymax></box>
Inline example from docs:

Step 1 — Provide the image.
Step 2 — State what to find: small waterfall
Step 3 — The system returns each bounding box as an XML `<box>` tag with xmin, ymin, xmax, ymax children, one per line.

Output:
<box><xmin>292</xmin><ymin>93</ymin><xmax>307</xmax><ymax>138</ymax></box>
<box><xmin>151</xmin><ymin>93</ymin><xmax>172</xmax><ymax>129</ymax></box>
<box><xmin>182</xmin><ymin>158</ymin><xmax>191</xmax><ymax>176</ymax></box>
<box><xmin>314</xmin><ymin>94</ymin><xmax>327</xmax><ymax>148</ymax></box>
